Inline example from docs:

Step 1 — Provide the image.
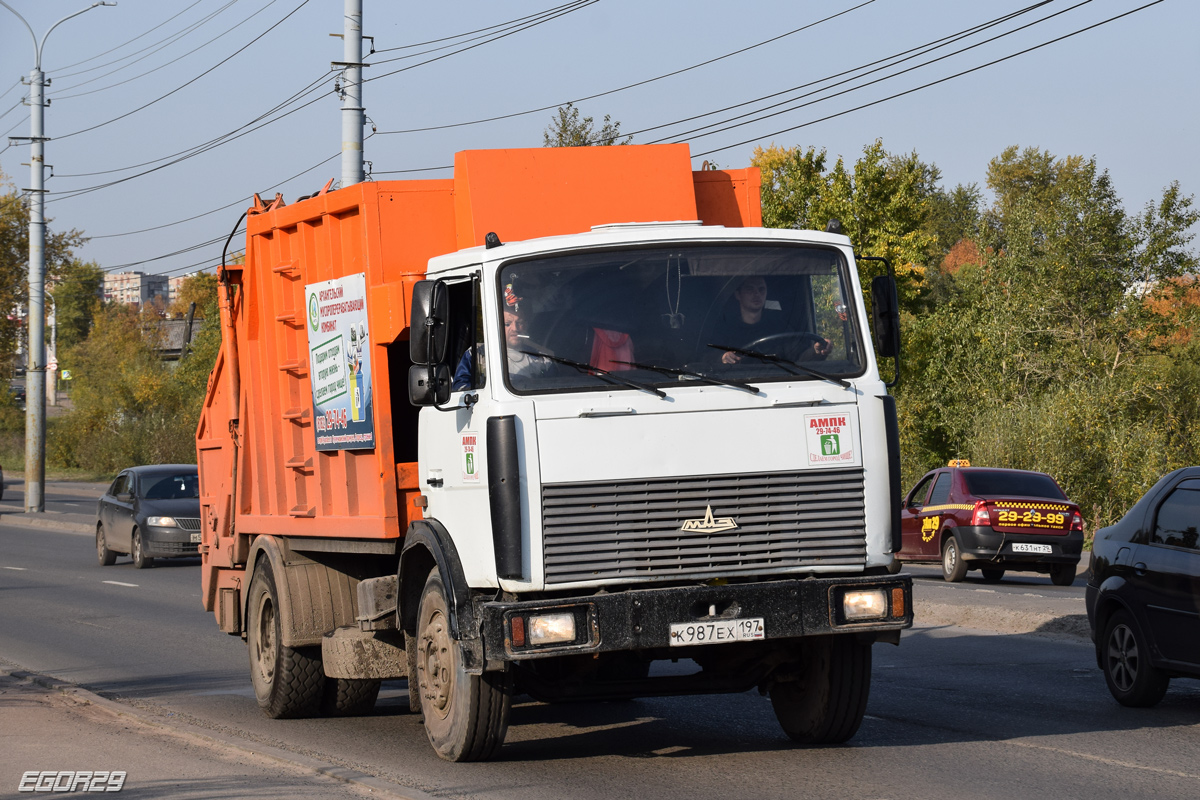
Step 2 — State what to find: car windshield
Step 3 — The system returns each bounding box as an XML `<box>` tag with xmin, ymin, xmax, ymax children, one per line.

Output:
<box><xmin>498</xmin><ymin>243</ymin><xmax>864</xmax><ymax>393</ymax></box>
<box><xmin>963</xmin><ymin>471</ymin><xmax>1066</xmax><ymax>500</ymax></box>
<box><xmin>142</xmin><ymin>473</ymin><xmax>200</xmax><ymax>500</ymax></box>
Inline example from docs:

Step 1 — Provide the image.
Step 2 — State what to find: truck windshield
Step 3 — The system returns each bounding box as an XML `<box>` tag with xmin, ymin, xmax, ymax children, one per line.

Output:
<box><xmin>498</xmin><ymin>243</ymin><xmax>865</xmax><ymax>394</ymax></box>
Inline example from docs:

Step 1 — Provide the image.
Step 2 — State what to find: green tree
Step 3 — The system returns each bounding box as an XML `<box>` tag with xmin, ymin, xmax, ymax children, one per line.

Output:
<box><xmin>898</xmin><ymin>146</ymin><xmax>1199</xmax><ymax>525</ymax></box>
<box><xmin>543</xmin><ymin>103</ymin><xmax>632</xmax><ymax>147</ymax></box>
<box><xmin>0</xmin><ymin>168</ymin><xmax>86</xmax><ymax>365</ymax></box>
<box><xmin>167</xmin><ymin>271</ymin><xmax>218</xmax><ymax>318</ymax></box>
<box><xmin>751</xmin><ymin>140</ymin><xmax>941</xmax><ymax>299</ymax></box>
<box><xmin>49</xmin><ymin>305</ymin><xmax>199</xmax><ymax>471</ymax></box>
<box><xmin>50</xmin><ymin>259</ymin><xmax>103</xmax><ymax>352</ymax></box>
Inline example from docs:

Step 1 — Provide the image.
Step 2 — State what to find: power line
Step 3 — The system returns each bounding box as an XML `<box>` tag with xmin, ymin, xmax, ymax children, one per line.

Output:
<box><xmin>691</xmin><ymin>0</ymin><xmax>1166</xmax><ymax>158</ymax></box>
<box><xmin>54</xmin><ymin>71</ymin><xmax>334</xmax><ymax>179</ymax></box>
<box><xmin>55</xmin><ymin>0</ymin><xmax>315</xmax><ymax>141</ymax></box>
<box><xmin>373</xmin><ymin>1</ymin><xmax>590</xmax><ymax>54</ymax></box>
<box><xmin>364</xmin><ymin>0</ymin><xmax>600</xmax><ymax>85</ymax></box>
<box><xmin>641</xmin><ymin>0</ymin><xmax>1073</xmax><ymax>145</ymax></box>
<box><xmin>52</xmin><ymin>0</ymin><xmax>213</xmax><ymax>75</ymax></box>
<box><xmin>369</xmin><ymin>1</ymin><xmax>595</xmax><ymax>67</ymax></box>
<box><xmin>54</xmin><ymin>0</ymin><xmax>287</xmax><ymax>99</ymax></box>
<box><xmin>89</xmin><ymin>149</ymin><xmax>342</xmax><ymax>240</ymax></box>
<box><xmin>371</xmin><ymin>0</ymin><xmax>877</xmax><ymax>137</ymax></box>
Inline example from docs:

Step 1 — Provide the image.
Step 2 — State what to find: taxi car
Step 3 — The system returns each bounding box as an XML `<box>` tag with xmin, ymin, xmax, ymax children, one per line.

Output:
<box><xmin>1086</xmin><ymin>467</ymin><xmax>1200</xmax><ymax>707</ymax></box>
<box><xmin>895</xmin><ymin>462</ymin><xmax>1084</xmax><ymax>584</ymax></box>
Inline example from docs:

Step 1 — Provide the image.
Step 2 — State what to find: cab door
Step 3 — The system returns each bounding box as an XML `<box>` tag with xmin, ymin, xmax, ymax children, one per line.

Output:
<box><xmin>1133</xmin><ymin>479</ymin><xmax>1200</xmax><ymax>666</ymax></box>
<box><xmin>900</xmin><ymin>473</ymin><xmax>936</xmax><ymax>559</ymax></box>
<box><xmin>916</xmin><ymin>471</ymin><xmax>954</xmax><ymax>559</ymax></box>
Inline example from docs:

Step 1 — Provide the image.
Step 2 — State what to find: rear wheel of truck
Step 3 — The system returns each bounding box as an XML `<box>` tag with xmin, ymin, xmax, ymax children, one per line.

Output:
<box><xmin>247</xmin><ymin>560</ymin><xmax>325</xmax><ymax>719</ymax></box>
<box><xmin>322</xmin><ymin>678</ymin><xmax>381</xmax><ymax>716</ymax></box>
<box><xmin>770</xmin><ymin>634</ymin><xmax>872</xmax><ymax>745</ymax></box>
<box><xmin>416</xmin><ymin>570</ymin><xmax>511</xmax><ymax>762</ymax></box>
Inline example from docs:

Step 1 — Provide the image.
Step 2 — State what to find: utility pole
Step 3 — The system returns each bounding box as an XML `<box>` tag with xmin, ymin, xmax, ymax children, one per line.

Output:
<box><xmin>338</xmin><ymin>0</ymin><xmax>364</xmax><ymax>187</ymax></box>
<box><xmin>1</xmin><ymin>1</ymin><xmax>116</xmax><ymax>512</ymax></box>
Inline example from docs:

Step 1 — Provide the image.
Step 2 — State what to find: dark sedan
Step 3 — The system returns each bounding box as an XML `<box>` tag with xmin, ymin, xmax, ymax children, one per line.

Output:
<box><xmin>95</xmin><ymin>465</ymin><xmax>201</xmax><ymax>569</ymax></box>
<box><xmin>1086</xmin><ymin>466</ymin><xmax>1200</xmax><ymax>706</ymax></box>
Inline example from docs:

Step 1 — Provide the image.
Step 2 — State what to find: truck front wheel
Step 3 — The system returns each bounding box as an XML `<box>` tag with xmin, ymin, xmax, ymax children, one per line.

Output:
<box><xmin>247</xmin><ymin>561</ymin><xmax>325</xmax><ymax>719</ymax></box>
<box><xmin>416</xmin><ymin>570</ymin><xmax>511</xmax><ymax>761</ymax></box>
<box><xmin>770</xmin><ymin>635</ymin><xmax>872</xmax><ymax>745</ymax></box>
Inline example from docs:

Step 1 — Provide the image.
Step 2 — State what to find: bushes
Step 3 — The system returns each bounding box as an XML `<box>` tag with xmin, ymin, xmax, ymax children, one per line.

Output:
<box><xmin>49</xmin><ymin>304</ymin><xmax>214</xmax><ymax>474</ymax></box>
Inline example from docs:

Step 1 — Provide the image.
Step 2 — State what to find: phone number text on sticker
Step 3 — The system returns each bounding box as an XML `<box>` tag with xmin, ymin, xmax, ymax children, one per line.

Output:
<box><xmin>669</xmin><ymin>617</ymin><xmax>765</xmax><ymax>646</ymax></box>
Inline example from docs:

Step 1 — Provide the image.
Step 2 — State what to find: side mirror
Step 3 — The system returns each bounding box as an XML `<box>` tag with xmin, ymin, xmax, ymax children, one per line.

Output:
<box><xmin>870</xmin><ymin>275</ymin><xmax>900</xmax><ymax>359</ymax></box>
<box><xmin>409</xmin><ymin>280</ymin><xmax>450</xmax><ymax>366</ymax></box>
<box><xmin>407</xmin><ymin>364</ymin><xmax>451</xmax><ymax>407</ymax></box>
<box><xmin>117</xmin><ymin>492</ymin><xmax>134</xmax><ymax>503</ymax></box>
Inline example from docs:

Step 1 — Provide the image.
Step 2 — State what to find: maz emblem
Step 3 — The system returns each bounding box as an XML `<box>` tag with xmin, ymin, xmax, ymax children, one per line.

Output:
<box><xmin>681</xmin><ymin>505</ymin><xmax>738</xmax><ymax>533</ymax></box>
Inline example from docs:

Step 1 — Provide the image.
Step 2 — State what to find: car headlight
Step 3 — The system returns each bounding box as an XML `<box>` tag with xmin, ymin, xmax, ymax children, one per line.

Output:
<box><xmin>146</xmin><ymin>516</ymin><xmax>178</xmax><ymax>527</ymax></box>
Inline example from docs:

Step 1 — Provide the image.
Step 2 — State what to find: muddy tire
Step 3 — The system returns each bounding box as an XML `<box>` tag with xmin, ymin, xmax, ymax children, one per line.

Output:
<box><xmin>1102</xmin><ymin>610</ymin><xmax>1168</xmax><ymax>707</ymax></box>
<box><xmin>322</xmin><ymin>678</ymin><xmax>382</xmax><ymax>717</ymax></box>
<box><xmin>416</xmin><ymin>570</ymin><xmax>511</xmax><ymax>761</ymax></box>
<box><xmin>770</xmin><ymin>635</ymin><xmax>872</xmax><ymax>745</ymax></box>
<box><xmin>885</xmin><ymin>557</ymin><xmax>902</xmax><ymax>575</ymax></box>
<box><xmin>131</xmin><ymin>528</ymin><xmax>153</xmax><ymax>569</ymax></box>
<box><xmin>96</xmin><ymin>524</ymin><xmax>116</xmax><ymax>566</ymax></box>
<box><xmin>1050</xmin><ymin>563</ymin><xmax>1077</xmax><ymax>586</ymax></box>
<box><xmin>941</xmin><ymin>535</ymin><xmax>967</xmax><ymax>583</ymax></box>
<box><xmin>247</xmin><ymin>560</ymin><xmax>325</xmax><ymax>719</ymax></box>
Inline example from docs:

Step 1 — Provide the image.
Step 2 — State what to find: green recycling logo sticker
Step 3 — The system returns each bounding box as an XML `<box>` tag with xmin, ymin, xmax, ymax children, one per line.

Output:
<box><xmin>308</xmin><ymin>293</ymin><xmax>319</xmax><ymax>332</ymax></box>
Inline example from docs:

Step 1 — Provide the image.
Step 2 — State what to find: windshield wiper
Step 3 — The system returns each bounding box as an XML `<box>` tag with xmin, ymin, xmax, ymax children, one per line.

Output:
<box><xmin>706</xmin><ymin>344</ymin><xmax>852</xmax><ymax>389</ymax></box>
<box><xmin>519</xmin><ymin>350</ymin><xmax>667</xmax><ymax>399</ymax></box>
<box><xmin>612</xmin><ymin>360</ymin><xmax>759</xmax><ymax>394</ymax></box>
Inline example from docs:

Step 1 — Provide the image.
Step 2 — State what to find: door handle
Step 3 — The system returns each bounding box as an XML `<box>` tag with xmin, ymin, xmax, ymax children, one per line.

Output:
<box><xmin>1133</xmin><ymin>562</ymin><xmax>1147</xmax><ymax>576</ymax></box>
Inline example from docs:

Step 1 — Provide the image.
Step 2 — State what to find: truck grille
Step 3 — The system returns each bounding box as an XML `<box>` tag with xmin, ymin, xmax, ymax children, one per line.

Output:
<box><xmin>542</xmin><ymin>468</ymin><xmax>867</xmax><ymax>585</ymax></box>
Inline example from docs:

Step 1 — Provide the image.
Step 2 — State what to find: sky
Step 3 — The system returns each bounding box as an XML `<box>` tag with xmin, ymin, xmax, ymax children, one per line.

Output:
<box><xmin>0</xmin><ymin>0</ymin><xmax>1196</xmax><ymax>281</ymax></box>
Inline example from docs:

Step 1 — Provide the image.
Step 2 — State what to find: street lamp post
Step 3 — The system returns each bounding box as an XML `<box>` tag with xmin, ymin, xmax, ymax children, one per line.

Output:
<box><xmin>0</xmin><ymin>1</ymin><xmax>116</xmax><ymax>512</ymax></box>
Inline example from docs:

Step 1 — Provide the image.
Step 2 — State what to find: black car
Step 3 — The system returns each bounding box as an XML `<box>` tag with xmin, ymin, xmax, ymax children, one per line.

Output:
<box><xmin>95</xmin><ymin>465</ymin><xmax>202</xmax><ymax>569</ymax></box>
<box><xmin>1086</xmin><ymin>466</ymin><xmax>1200</xmax><ymax>706</ymax></box>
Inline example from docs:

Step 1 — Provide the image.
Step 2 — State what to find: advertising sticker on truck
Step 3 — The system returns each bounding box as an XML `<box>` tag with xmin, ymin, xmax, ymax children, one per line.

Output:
<box><xmin>461</xmin><ymin>433</ymin><xmax>481</xmax><ymax>483</ymax></box>
<box><xmin>305</xmin><ymin>273</ymin><xmax>375</xmax><ymax>451</ymax></box>
<box><xmin>804</xmin><ymin>412</ymin><xmax>859</xmax><ymax>466</ymax></box>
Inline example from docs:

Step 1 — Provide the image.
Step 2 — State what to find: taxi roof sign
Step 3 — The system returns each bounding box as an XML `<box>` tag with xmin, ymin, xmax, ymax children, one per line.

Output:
<box><xmin>947</xmin><ymin>459</ymin><xmax>971</xmax><ymax>467</ymax></box>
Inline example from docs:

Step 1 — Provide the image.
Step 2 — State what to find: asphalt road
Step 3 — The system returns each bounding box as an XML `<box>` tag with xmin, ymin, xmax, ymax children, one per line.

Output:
<box><xmin>1</xmin><ymin>519</ymin><xmax>1198</xmax><ymax>799</ymax></box>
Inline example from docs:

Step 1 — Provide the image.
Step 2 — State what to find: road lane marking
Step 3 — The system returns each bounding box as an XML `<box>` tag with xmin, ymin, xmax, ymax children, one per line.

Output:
<box><xmin>102</xmin><ymin>580</ymin><xmax>138</xmax><ymax>587</ymax></box>
<box><xmin>1006</xmin><ymin>739</ymin><xmax>1200</xmax><ymax>780</ymax></box>
<box><xmin>3</xmin><ymin>566</ymin><xmax>28</xmax><ymax>571</ymax></box>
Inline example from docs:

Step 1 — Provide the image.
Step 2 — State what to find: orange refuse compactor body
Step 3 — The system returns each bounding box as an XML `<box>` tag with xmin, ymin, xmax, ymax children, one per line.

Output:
<box><xmin>195</xmin><ymin>143</ymin><xmax>763</xmax><ymax>621</ymax></box>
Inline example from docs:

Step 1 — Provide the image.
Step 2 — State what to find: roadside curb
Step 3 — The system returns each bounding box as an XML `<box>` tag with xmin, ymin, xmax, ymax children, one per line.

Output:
<box><xmin>0</xmin><ymin>512</ymin><xmax>92</xmax><ymax>535</ymax></box>
<box><xmin>3</xmin><ymin>668</ymin><xmax>438</xmax><ymax>800</ymax></box>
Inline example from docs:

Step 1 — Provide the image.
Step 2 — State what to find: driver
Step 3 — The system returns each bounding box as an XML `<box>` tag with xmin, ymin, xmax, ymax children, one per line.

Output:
<box><xmin>712</xmin><ymin>276</ymin><xmax>831</xmax><ymax>364</ymax></box>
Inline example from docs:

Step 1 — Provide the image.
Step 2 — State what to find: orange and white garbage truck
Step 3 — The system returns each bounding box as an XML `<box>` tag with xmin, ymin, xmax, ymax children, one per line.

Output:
<box><xmin>197</xmin><ymin>143</ymin><xmax>913</xmax><ymax>761</ymax></box>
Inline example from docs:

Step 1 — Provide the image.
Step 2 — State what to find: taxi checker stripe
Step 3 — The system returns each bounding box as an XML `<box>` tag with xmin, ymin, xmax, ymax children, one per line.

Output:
<box><xmin>994</xmin><ymin>502</ymin><xmax>1070</xmax><ymax>510</ymax></box>
<box><xmin>921</xmin><ymin>504</ymin><xmax>974</xmax><ymax>512</ymax></box>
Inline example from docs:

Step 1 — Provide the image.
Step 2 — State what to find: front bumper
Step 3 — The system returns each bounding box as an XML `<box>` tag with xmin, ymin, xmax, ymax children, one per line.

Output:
<box><xmin>479</xmin><ymin>574</ymin><xmax>913</xmax><ymax>662</ymax></box>
<box><xmin>143</xmin><ymin>526</ymin><xmax>201</xmax><ymax>558</ymax></box>
<box><xmin>955</xmin><ymin>525</ymin><xmax>1082</xmax><ymax>566</ymax></box>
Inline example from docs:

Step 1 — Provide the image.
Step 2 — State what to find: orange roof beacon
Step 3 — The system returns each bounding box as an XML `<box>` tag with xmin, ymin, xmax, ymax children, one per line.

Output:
<box><xmin>197</xmin><ymin>144</ymin><xmax>913</xmax><ymax>761</ymax></box>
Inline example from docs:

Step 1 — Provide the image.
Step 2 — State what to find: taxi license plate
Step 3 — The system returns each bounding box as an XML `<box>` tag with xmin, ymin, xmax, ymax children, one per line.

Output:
<box><xmin>190</xmin><ymin>533</ymin><xmax>202</xmax><ymax>544</ymax></box>
<box><xmin>669</xmin><ymin>617</ymin><xmax>765</xmax><ymax>647</ymax></box>
<box><xmin>1012</xmin><ymin>542</ymin><xmax>1051</xmax><ymax>554</ymax></box>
